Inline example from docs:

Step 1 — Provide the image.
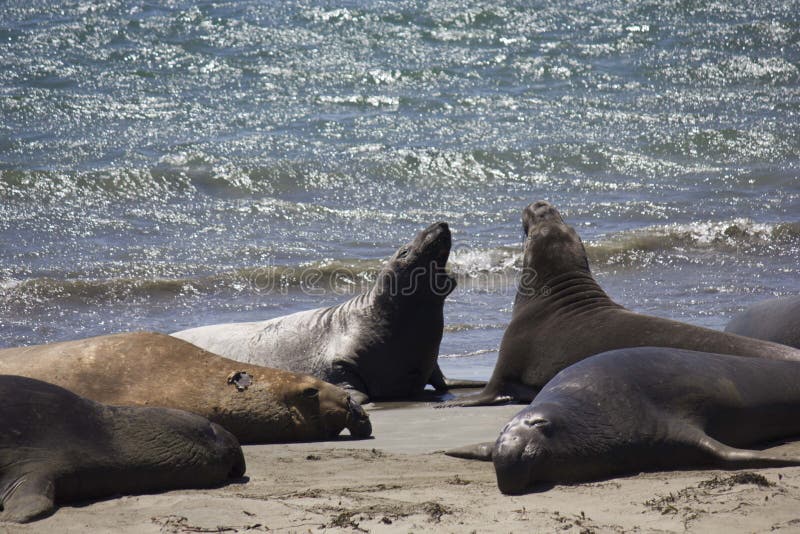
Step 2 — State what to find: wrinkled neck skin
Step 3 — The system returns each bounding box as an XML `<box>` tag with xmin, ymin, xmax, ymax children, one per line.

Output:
<box><xmin>370</xmin><ymin>261</ymin><xmax>454</xmax><ymax>309</ymax></box>
<box><xmin>513</xmin><ymin>267</ymin><xmax>620</xmax><ymax>321</ymax></box>
<box><xmin>514</xmin><ymin>201</ymin><xmax>619</xmax><ymax>318</ymax></box>
<box><xmin>484</xmin><ymin>239</ymin><xmax>622</xmax><ymax>402</ymax></box>
<box><xmin>311</xmin><ymin>278</ymin><xmax>391</xmax><ymax>339</ymax></box>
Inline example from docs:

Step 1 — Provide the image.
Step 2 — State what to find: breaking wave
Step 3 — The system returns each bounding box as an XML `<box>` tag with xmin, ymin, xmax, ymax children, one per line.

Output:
<box><xmin>2</xmin><ymin>218</ymin><xmax>796</xmax><ymax>307</ymax></box>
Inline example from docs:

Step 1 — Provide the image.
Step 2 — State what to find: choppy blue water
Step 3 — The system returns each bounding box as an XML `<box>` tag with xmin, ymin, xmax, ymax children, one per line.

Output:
<box><xmin>1</xmin><ymin>1</ymin><xmax>798</xmax><ymax>382</ymax></box>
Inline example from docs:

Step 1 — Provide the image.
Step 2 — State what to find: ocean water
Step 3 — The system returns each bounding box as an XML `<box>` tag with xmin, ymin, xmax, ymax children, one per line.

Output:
<box><xmin>1</xmin><ymin>1</ymin><xmax>798</xmax><ymax>382</ymax></box>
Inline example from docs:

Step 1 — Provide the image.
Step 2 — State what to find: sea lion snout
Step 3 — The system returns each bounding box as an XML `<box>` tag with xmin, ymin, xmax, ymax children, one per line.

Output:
<box><xmin>345</xmin><ymin>396</ymin><xmax>373</xmax><ymax>438</ymax></box>
<box><xmin>522</xmin><ymin>201</ymin><xmax>563</xmax><ymax>235</ymax></box>
<box><xmin>209</xmin><ymin>422</ymin><xmax>247</xmax><ymax>478</ymax></box>
<box><xmin>492</xmin><ymin>415</ymin><xmax>545</xmax><ymax>494</ymax></box>
<box><xmin>417</xmin><ymin>222</ymin><xmax>452</xmax><ymax>263</ymax></box>
<box><xmin>493</xmin><ymin>434</ymin><xmax>531</xmax><ymax>494</ymax></box>
<box><xmin>229</xmin><ymin>452</ymin><xmax>247</xmax><ymax>478</ymax></box>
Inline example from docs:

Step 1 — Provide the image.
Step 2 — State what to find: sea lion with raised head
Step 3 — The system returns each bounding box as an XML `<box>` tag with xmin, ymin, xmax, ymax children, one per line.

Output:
<box><xmin>447</xmin><ymin>201</ymin><xmax>800</xmax><ymax>406</ymax></box>
<box><xmin>447</xmin><ymin>347</ymin><xmax>800</xmax><ymax>494</ymax></box>
<box><xmin>0</xmin><ymin>374</ymin><xmax>245</xmax><ymax>523</ymax></box>
<box><xmin>725</xmin><ymin>295</ymin><xmax>800</xmax><ymax>349</ymax></box>
<box><xmin>0</xmin><ymin>332</ymin><xmax>371</xmax><ymax>443</ymax></box>
<box><xmin>174</xmin><ymin>222</ymin><xmax>484</xmax><ymax>404</ymax></box>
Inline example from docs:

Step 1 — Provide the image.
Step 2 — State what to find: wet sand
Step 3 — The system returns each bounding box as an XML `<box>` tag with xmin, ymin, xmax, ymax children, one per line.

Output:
<box><xmin>5</xmin><ymin>400</ymin><xmax>800</xmax><ymax>533</ymax></box>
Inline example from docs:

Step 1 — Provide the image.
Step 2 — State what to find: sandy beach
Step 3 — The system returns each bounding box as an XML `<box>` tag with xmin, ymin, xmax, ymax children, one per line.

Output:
<box><xmin>5</xmin><ymin>396</ymin><xmax>800</xmax><ymax>534</ymax></box>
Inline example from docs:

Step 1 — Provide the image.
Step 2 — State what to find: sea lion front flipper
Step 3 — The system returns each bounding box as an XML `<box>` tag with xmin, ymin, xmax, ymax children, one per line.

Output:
<box><xmin>331</xmin><ymin>361</ymin><xmax>371</xmax><ymax>405</ymax></box>
<box><xmin>438</xmin><ymin>392</ymin><xmax>513</xmax><ymax>407</ymax></box>
<box><xmin>437</xmin><ymin>381</ymin><xmax>537</xmax><ymax>408</ymax></box>
<box><xmin>428</xmin><ymin>363</ymin><xmax>448</xmax><ymax>391</ymax></box>
<box><xmin>443</xmin><ymin>378</ymin><xmax>489</xmax><ymax>389</ymax></box>
<box><xmin>345</xmin><ymin>388</ymin><xmax>370</xmax><ymax>406</ymax></box>
<box><xmin>445</xmin><ymin>442</ymin><xmax>495</xmax><ymax>461</ymax></box>
<box><xmin>0</xmin><ymin>472</ymin><xmax>56</xmax><ymax>523</ymax></box>
<box><xmin>428</xmin><ymin>363</ymin><xmax>488</xmax><ymax>392</ymax></box>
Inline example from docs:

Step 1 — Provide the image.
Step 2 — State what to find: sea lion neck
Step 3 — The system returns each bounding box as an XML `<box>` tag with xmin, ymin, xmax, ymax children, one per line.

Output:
<box><xmin>514</xmin><ymin>269</ymin><xmax>619</xmax><ymax>318</ymax></box>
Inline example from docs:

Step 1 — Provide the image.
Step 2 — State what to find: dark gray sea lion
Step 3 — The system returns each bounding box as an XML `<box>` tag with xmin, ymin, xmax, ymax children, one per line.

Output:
<box><xmin>447</xmin><ymin>347</ymin><xmax>800</xmax><ymax>494</ymax></box>
<box><xmin>173</xmin><ymin>222</ymin><xmax>484</xmax><ymax>403</ymax></box>
<box><xmin>0</xmin><ymin>374</ymin><xmax>245</xmax><ymax>523</ymax></box>
<box><xmin>0</xmin><ymin>332</ymin><xmax>371</xmax><ymax>443</ymax></box>
<box><xmin>447</xmin><ymin>201</ymin><xmax>800</xmax><ymax>407</ymax></box>
<box><xmin>725</xmin><ymin>295</ymin><xmax>800</xmax><ymax>349</ymax></box>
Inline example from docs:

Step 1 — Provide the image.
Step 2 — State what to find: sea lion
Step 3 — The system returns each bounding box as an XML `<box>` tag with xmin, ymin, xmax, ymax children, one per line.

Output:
<box><xmin>0</xmin><ymin>332</ymin><xmax>371</xmax><ymax>443</ymax></box>
<box><xmin>446</xmin><ymin>347</ymin><xmax>800</xmax><ymax>494</ymax></box>
<box><xmin>173</xmin><ymin>222</ymin><xmax>484</xmax><ymax>404</ymax></box>
<box><xmin>447</xmin><ymin>201</ymin><xmax>800</xmax><ymax>406</ymax></box>
<box><xmin>725</xmin><ymin>295</ymin><xmax>800</xmax><ymax>349</ymax></box>
<box><xmin>0</xmin><ymin>374</ymin><xmax>245</xmax><ymax>523</ymax></box>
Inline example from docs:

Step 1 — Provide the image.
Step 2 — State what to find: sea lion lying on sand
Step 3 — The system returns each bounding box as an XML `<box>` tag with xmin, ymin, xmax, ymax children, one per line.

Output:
<box><xmin>447</xmin><ymin>347</ymin><xmax>800</xmax><ymax>494</ymax></box>
<box><xmin>0</xmin><ymin>374</ymin><xmax>245</xmax><ymax>523</ymax></box>
<box><xmin>0</xmin><ymin>332</ymin><xmax>371</xmax><ymax>443</ymax></box>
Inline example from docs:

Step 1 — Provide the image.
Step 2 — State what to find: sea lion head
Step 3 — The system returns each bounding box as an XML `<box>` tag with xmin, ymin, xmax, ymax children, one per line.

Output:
<box><xmin>143</xmin><ymin>410</ymin><xmax>247</xmax><ymax>479</ymax></box>
<box><xmin>287</xmin><ymin>374</ymin><xmax>373</xmax><ymax>440</ymax></box>
<box><xmin>492</xmin><ymin>402</ymin><xmax>565</xmax><ymax>494</ymax></box>
<box><xmin>492</xmin><ymin>397</ymin><xmax>611</xmax><ymax>493</ymax></box>
<box><xmin>214</xmin><ymin>370</ymin><xmax>372</xmax><ymax>443</ymax></box>
<box><xmin>519</xmin><ymin>201</ymin><xmax>590</xmax><ymax>290</ymax></box>
<box><xmin>376</xmin><ymin>221</ymin><xmax>456</xmax><ymax>302</ymax></box>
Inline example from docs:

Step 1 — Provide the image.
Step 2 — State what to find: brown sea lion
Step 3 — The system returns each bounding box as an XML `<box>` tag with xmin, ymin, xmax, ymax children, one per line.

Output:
<box><xmin>0</xmin><ymin>332</ymin><xmax>371</xmax><ymax>443</ymax></box>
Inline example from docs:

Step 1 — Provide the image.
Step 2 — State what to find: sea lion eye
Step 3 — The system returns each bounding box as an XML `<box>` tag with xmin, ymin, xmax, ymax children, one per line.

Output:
<box><xmin>397</xmin><ymin>247</ymin><xmax>409</xmax><ymax>258</ymax></box>
<box><xmin>525</xmin><ymin>418</ymin><xmax>549</xmax><ymax>428</ymax></box>
<box><xmin>302</xmin><ymin>387</ymin><xmax>319</xmax><ymax>399</ymax></box>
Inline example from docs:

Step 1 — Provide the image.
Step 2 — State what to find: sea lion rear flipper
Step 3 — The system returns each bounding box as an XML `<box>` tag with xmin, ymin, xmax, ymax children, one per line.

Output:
<box><xmin>683</xmin><ymin>429</ymin><xmax>800</xmax><ymax>469</ymax></box>
<box><xmin>445</xmin><ymin>442</ymin><xmax>494</xmax><ymax>461</ymax></box>
<box><xmin>0</xmin><ymin>472</ymin><xmax>56</xmax><ymax>523</ymax></box>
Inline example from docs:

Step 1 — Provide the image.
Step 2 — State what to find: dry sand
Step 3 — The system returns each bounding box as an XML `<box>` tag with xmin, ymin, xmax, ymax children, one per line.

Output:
<box><xmin>5</xmin><ymin>398</ymin><xmax>800</xmax><ymax>534</ymax></box>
